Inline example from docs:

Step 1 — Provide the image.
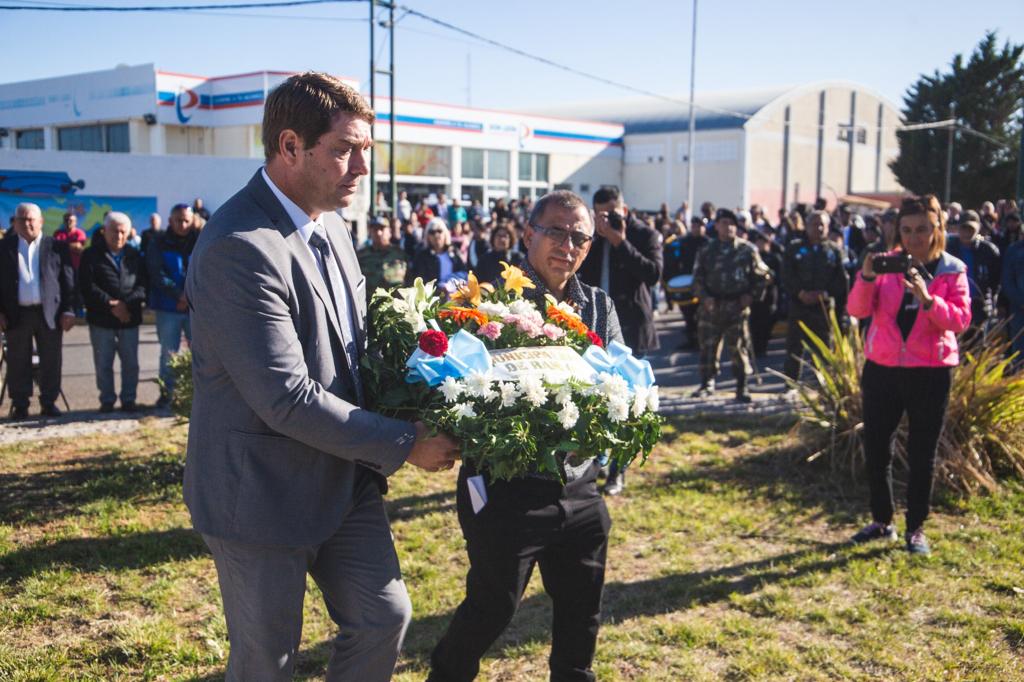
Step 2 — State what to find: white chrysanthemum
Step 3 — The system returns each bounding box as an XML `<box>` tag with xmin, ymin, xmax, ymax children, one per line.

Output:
<box><xmin>646</xmin><ymin>385</ymin><xmax>660</xmax><ymax>412</ymax></box>
<box><xmin>632</xmin><ymin>386</ymin><xmax>649</xmax><ymax>418</ymax></box>
<box><xmin>498</xmin><ymin>382</ymin><xmax>520</xmax><ymax>408</ymax></box>
<box><xmin>478</xmin><ymin>301</ymin><xmax>510</xmax><ymax>319</ymax></box>
<box><xmin>452</xmin><ymin>402</ymin><xmax>477</xmax><ymax>420</ymax></box>
<box><xmin>595</xmin><ymin>373</ymin><xmax>630</xmax><ymax>401</ymax></box>
<box><xmin>553</xmin><ymin>384</ymin><xmax>574</xmax><ymax>406</ymax></box>
<box><xmin>508</xmin><ymin>299</ymin><xmax>538</xmax><ymax>317</ymax></box>
<box><xmin>519</xmin><ymin>375</ymin><xmax>548</xmax><ymax>407</ymax></box>
<box><xmin>464</xmin><ymin>370</ymin><xmax>495</xmax><ymax>399</ymax></box>
<box><xmin>557</xmin><ymin>402</ymin><xmax>580</xmax><ymax>429</ymax></box>
<box><xmin>607</xmin><ymin>396</ymin><xmax>630</xmax><ymax>422</ymax></box>
<box><xmin>439</xmin><ymin>376</ymin><xmax>464</xmax><ymax>403</ymax></box>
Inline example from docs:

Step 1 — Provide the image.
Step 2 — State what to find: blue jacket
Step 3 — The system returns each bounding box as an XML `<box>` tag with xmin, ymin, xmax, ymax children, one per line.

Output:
<box><xmin>146</xmin><ymin>230</ymin><xmax>197</xmax><ymax>313</ymax></box>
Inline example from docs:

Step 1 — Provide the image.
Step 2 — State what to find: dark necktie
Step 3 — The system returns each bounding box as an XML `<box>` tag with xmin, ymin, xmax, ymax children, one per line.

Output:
<box><xmin>308</xmin><ymin>229</ymin><xmax>364</xmax><ymax>405</ymax></box>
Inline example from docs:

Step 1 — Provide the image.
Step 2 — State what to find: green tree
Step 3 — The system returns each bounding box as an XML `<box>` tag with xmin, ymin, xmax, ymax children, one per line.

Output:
<box><xmin>890</xmin><ymin>32</ymin><xmax>1023</xmax><ymax>208</ymax></box>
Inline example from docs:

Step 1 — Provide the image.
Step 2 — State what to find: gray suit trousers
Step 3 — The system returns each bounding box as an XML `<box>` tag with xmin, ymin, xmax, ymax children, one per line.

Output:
<box><xmin>203</xmin><ymin>474</ymin><xmax>412</xmax><ymax>681</ymax></box>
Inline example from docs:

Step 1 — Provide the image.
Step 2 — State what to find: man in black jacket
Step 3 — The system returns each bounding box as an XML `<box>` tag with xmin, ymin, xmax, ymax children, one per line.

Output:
<box><xmin>79</xmin><ymin>212</ymin><xmax>147</xmax><ymax>412</ymax></box>
<box><xmin>578</xmin><ymin>187</ymin><xmax>662</xmax><ymax>496</ymax></box>
<box><xmin>0</xmin><ymin>203</ymin><xmax>76</xmax><ymax>419</ymax></box>
<box><xmin>947</xmin><ymin>210</ymin><xmax>1001</xmax><ymax>336</ymax></box>
<box><xmin>579</xmin><ymin>187</ymin><xmax>663</xmax><ymax>355</ymax></box>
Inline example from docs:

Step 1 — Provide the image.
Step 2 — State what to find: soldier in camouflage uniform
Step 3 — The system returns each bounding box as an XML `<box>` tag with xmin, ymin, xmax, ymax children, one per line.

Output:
<box><xmin>357</xmin><ymin>217</ymin><xmax>408</xmax><ymax>300</ymax></box>
<box><xmin>691</xmin><ymin>209</ymin><xmax>771</xmax><ymax>402</ymax></box>
<box><xmin>781</xmin><ymin>210</ymin><xmax>849</xmax><ymax>381</ymax></box>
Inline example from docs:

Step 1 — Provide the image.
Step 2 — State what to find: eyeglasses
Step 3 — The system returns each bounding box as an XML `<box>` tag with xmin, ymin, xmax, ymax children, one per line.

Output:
<box><xmin>427</xmin><ymin>229</ymin><xmax>444</xmax><ymax>235</ymax></box>
<box><xmin>530</xmin><ymin>224</ymin><xmax>593</xmax><ymax>249</ymax></box>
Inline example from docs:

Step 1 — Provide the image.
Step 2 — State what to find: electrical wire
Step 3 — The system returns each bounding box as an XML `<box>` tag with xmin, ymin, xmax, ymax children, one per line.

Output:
<box><xmin>0</xmin><ymin>0</ymin><xmax>361</xmax><ymax>10</ymax></box>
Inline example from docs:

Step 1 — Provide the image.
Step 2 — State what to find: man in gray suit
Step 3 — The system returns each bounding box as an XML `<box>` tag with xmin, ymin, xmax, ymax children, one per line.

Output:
<box><xmin>184</xmin><ymin>72</ymin><xmax>460</xmax><ymax>681</ymax></box>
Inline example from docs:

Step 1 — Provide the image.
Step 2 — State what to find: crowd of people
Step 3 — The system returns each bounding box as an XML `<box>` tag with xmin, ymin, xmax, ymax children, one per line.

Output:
<box><xmin>0</xmin><ymin>199</ymin><xmax>207</xmax><ymax>417</ymax></box>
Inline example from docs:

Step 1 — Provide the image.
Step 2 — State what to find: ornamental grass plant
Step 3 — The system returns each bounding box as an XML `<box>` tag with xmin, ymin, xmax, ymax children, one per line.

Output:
<box><xmin>785</xmin><ymin>312</ymin><xmax>1024</xmax><ymax>495</ymax></box>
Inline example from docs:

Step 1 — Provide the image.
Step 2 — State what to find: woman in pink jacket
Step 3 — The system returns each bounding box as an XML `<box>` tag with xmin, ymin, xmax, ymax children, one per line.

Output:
<box><xmin>847</xmin><ymin>194</ymin><xmax>971</xmax><ymax>555</ymax></box>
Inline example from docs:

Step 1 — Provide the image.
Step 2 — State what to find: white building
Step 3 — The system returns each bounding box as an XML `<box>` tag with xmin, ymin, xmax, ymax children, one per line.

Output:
<box><xmin>0</xmin><ymin>64</ymin><xmax>623</xmax><ymax>236</ymax></box>
<box><xmin>538</xmin><ymin>82</ymin><xmax>904</xmax><ymax>217</ymax></box>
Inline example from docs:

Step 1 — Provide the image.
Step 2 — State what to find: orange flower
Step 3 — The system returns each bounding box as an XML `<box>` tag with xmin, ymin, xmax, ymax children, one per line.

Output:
<box><xmin>438</xmin><ymin>306</ymin><xmax>489</xmax><ymax>327</ymax></box>
<box><xmin>500</xmin><ymin>261</ymin><xmax>535</xmax><ymax>296</ymax></box>
<box><xmin>450</xmin><ymin>272</ymin><xmax>494</xmax><ymax>307</ymax></box>
<box><xmin>546</xmin><ymin>304</ymin><xmax>589</xmax><ymax>335</ymax></box>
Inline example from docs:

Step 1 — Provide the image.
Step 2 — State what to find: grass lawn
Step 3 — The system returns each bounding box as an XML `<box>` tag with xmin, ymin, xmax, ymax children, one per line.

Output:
<box><xmin>1</xmin><ymin>415</ymin><xmax>1022</xmax><ymax>681</ymax></box>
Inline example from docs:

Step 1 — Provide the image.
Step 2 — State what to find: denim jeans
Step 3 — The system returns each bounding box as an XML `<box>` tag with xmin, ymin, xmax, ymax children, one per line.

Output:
<box><xmin>155</xmin><ymin>310</ymin><xmax>191</xmax><ymax>395</ymax></box>
<box><xmin>89</xmin><ymin>325</ymin><xmax>140</xmax><ymax>405</ymax></box>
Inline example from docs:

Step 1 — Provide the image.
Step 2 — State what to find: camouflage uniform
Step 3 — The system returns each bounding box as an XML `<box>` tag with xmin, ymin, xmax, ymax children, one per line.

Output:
<box><xmin>357</xmin><ymin>244</ymin><xmax>408</xmax><ymax>300</ymax></box>
<box><xmin>781</xmin><ymin>239</ymin><xmax>849</xmax><ymax>380</ymax></box>
<box><xmin>692</xmin><ymin>237</ymin><xmax>770</xmax><ymax>392</ymax></box>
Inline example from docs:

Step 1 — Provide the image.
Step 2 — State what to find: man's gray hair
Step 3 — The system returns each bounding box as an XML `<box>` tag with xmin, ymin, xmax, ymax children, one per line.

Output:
<box><xmin>105</xmin><ymin>211</ymin><xmax>132</xmax><ymax>229</ymax></box>
<box><xmin>808</xmin><ymin>209</ymin><xmax>831</xmax><ymax>226</ymax></box>
<box><xmin>529</xmin><ymin>190</ymin><xmax>593</xmax><ymax>231</ymax></box>
<box><xmin>15</xmin><ymin>202</ymin><xmax>41</xmax><ymax>218</ymax></box>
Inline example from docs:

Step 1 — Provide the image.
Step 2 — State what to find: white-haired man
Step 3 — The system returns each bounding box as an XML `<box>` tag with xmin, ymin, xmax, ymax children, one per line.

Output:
<box><xmin>79</xmin><ymin>211</ymin><xmax>147</xmax><ymax>412</ymax></box>
<box><xmin>0</xmin><ymin>203</ymin><xmax>76</xmax><ymax>419</ymax></box>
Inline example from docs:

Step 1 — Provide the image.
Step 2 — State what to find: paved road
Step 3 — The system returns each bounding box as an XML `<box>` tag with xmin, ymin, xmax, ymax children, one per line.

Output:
<box><xmin>0</xmin><ymin>307</ymin><xmax>797</xmax><ymax>440</ymax></box>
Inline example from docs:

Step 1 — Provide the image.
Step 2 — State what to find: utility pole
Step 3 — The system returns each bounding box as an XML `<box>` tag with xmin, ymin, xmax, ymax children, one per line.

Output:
<box><xmin>369</xmin><ymin>0</ymin><xmax>397</xmax><ymax>219</ymax></box>
<box><xmin>944</xmin><ymin>102</ymin><xmax>956</xmax><ymax>204</ymax></box>
<box><xmin>685</xmin><ymin>0</ymin><xmax>698</xmax><ymax>220</ymax></box>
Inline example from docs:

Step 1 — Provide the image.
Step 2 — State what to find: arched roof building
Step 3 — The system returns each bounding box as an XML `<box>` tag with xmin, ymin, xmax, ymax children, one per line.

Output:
<box><xmin>536</xmin><ymin>81</ymin><xmax>905</xmax><ymax>216</ymax></box>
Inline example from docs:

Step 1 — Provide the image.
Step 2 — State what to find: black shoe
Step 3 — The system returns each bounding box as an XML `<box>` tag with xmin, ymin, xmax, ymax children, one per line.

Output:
<box><xmin>734</xmin><ymin>393</ymin><xmax>753</xmax><ymax>404</ymax></box>
<box><xmin>120</xmin><ymin>401</ymin><xmax>140</xmax><ymax>413</ymax></box>
<box><xmin>690</xmin><ymin>382</ymin><xmax>715</xmax><ymax>398</ymax></box>
<box><xmin>99</xmin><ymin>402</ymin><xmax>115</xmax><ymax>413</ymax></box>
<box><xmin>9</xmin><ymin>406</ymin><xmax>29</xmax><ymax>421</ymax></box>
<box><xmin>155</xmin><ymin>395</ymin><xmax>170</xmax><ymax>409</ymax></box>
<box><xmin>603</xmin><ymin>472</ymin><xmax>625</xmax><ymax>496</ymax></box>
<box><xmin>40</xmin><ymin>404</ymin><xmax>62</xmax><ymax>418</ymax></box>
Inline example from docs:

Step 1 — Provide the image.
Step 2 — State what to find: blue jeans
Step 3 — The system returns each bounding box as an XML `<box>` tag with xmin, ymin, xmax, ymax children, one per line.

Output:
<box><xmin>1010</xmin><ymin>309</ymin><xmax>1024</xmax><ymax>371</ymax></box>
<box><xmin>155</xmin><ymin>310</ymin><xmax>191</xmax><ymax>395</ymax></box>
<box><xmin>89</xmin><ymin>325</ymin><xmax>140</xmax><ymax>405</ymax></box>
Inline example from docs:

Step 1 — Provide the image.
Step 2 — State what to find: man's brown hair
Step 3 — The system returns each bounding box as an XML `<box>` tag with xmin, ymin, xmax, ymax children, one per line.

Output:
<box><xmin>262</xmin><ymin>72</ymin><xmax>375</xmax><ymax>161</ymax></box>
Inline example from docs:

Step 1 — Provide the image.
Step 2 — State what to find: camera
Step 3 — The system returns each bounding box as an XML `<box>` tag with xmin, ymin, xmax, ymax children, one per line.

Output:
<box><xmin>872</xmin><ymin>253</ymin><xmax>912</xmax><ymax>274</ymax></box>
<box><xmin>606</xmin><ymin>211</ymin><xmax>624</xmax><ymax>231</ymax></box>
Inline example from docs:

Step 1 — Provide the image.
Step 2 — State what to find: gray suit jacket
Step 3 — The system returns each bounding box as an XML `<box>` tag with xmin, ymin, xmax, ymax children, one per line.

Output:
<box><xmin>183</xmin><ymin>171</ymin><xmax>417</xmax><ymax>546</ymax></box>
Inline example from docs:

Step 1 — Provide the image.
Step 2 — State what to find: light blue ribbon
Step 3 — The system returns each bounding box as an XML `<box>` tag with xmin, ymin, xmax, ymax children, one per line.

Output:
<box><xmin>581</xmin><ymin>341</ymin><xmax>655</xmax><ymax>390</ymax></box>
<box><xmin>406</xmin><ymin>329</ymin><xmax>492</xmax><ymax>386</ymax></box>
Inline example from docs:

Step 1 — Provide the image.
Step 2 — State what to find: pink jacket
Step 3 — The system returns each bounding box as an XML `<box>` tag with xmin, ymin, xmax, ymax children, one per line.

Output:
<box><xmin>848</xmin><ymin>252</ymin><xmax>971</xmax><ymax>368</ymax></box>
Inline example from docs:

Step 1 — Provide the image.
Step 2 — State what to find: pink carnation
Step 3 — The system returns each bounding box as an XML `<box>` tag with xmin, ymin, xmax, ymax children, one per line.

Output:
<box><xmin>476</xmin><ymin>321</ymin><xmax>504</xmax><ymax>340</ymax></box>
<box><xmin>542</xmin><ymin>323</ymin><xmax>566</xmax><ymax>341</ymax></box>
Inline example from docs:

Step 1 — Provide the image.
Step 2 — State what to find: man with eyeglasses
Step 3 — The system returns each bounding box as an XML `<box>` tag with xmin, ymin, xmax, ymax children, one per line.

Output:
<box><xmin>429</xmin><ymin>190</ymin><xmax>622</xmax><ymax>682</ymax></box>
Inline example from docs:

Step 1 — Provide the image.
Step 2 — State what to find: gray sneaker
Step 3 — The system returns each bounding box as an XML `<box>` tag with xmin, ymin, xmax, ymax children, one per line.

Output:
<box><xmin>851</xmin><ymin>521</ymin><xmax>898</xmax><ymax>544</ymax></box>
<box><xmin>905</xmin><ymin>528</ymin><xmax>931</xmax><ymax>555</ymax></box>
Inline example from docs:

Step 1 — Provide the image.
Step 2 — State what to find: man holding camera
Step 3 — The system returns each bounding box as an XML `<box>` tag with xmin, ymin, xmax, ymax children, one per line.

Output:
<box><xmin>691</xmin><ymin>209</ymin><xmax>770</xmax><ymax>403</ymax></box>
<box><xmin>781</xmin><ymin>210</ymin><xmax>849</xmax><ymax>381</ymax></box>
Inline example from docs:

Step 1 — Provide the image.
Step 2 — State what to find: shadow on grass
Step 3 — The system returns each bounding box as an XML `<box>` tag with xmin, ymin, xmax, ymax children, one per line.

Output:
<box><xmin>386</xmin><ymin>489</ymin><xmax>456</xmax><ymax>522</ymax></box>
<box><xmin>0</xmin><ymin>451</ymin><xmax>184</xmax><ymax>527</ymax></box>
<box><xmin>0</xmin><ymin>527</ymin><xmax>207</xmax><ymax>585</ymax></box>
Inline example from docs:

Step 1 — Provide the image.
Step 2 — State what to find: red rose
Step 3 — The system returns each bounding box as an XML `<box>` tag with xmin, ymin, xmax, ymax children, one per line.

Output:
<box><xmin>586</xmin><ymin>331</ymin><xmax>603</xmax><ymax>348</ymax></box>
<box><xmin>418</xmin><ymin>330</ymin><xmax>449</xmax><ymax>357</ymax></box>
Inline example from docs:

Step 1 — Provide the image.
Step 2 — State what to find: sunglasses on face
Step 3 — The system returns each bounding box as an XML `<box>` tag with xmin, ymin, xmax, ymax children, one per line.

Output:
<box><xmin>530</xmin><ymin>224</ymin><xmax>593</xmax><ymax>249</ymax></box>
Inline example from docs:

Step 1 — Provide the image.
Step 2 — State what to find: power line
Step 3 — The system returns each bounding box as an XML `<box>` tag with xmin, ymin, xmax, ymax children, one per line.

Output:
<box><xmin>0</xmin><ymin>0</ymin><xmax>360</xmax><ymax>10</ymax></box>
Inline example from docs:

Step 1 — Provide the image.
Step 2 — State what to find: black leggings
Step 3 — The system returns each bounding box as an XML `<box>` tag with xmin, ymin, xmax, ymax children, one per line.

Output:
<box><xmin>861</xmin><ymin>360</ymin><xmax>952</xmax><ymax>533</ymax></box>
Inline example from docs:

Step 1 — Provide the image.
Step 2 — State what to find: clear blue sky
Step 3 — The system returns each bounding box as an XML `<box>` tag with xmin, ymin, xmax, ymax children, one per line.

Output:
<box><xmin>1</xmin><ymin>0</ymin><xmax>1022</xmax><ymax>111</ymax></box>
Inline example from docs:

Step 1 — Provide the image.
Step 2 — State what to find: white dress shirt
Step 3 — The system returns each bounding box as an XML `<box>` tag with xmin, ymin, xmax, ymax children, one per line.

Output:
<box><xmin>261</xmin><ymin>168</ymin><xmax>359</xmax><ymax>346</ymax></box>
<box><xmin>17</xmin><ymin>235</ymin><xmax>42</xmax><ymax>306</ymax></box>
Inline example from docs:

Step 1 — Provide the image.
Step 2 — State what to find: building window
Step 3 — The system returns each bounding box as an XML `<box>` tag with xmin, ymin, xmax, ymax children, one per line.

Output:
<box><xmin>856</xmin><ymin>128</ymin><xmax>868</xmax><ymax>144</ymax></box>
<box><xmin>461</xmin><ymin>148</ymin><xmax>484</xmax><ymax>179</ymax></box>
<box><xmin>57</xmin><ymin>123</ymin><xmax>129</xmax><ymax>153</ymax></box>
<box><xmin>518</xmin><ymin>152</ymin><xmax>549</xmax><ymax>182</ymax></box>
<box><xmin>16</xmin><ymin>129</ymin><xmax>44</xmax><ymax>150</ymax></box>
<box><xmin>377</xmin><ymin>142</ymin><xmax>451</xmax><ymax>177</ymax></box>
<box><xmin>487</xmin><ymin>150</ymin><xmax>509</xmax><ymax>181</ymax></box>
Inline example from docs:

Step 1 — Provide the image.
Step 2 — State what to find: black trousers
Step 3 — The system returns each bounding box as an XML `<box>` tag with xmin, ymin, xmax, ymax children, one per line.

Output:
<box><xmin>5</xmin><ymin>306</ymin><xmax>63</xmax><ymax>409</ymax></box>
<box><xmin>861</xmin><ymin>360</ymin><xmax>952</xmax><ymax>533</ymax></box>
<box><xmin>429</xmin><ymin>466</ymin><xmax>611</xmax><ymax>682</ymax></box>
<box><xmin>749</xmin><ymin>300</ymin><xmax>776</xmax><ymax>357</ymax></box>
<box><xmin>783</xmin><ymin>306</ymin><xmax>830</xmax><ymax>381</ymax></box>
